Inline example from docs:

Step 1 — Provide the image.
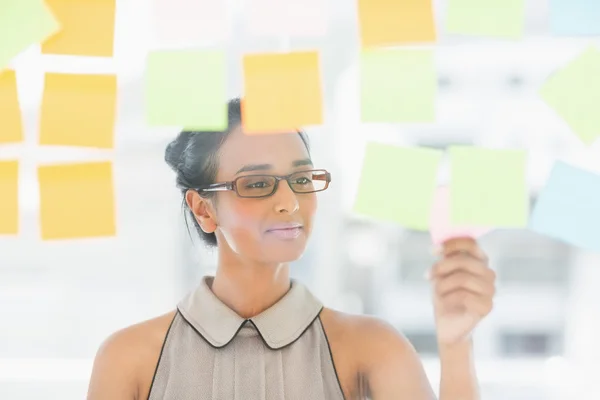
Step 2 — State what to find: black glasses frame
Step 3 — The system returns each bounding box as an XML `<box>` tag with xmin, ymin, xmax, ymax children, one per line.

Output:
<box><xmin>194</xmin><ymin>169</ymin><xmax>332</xmax><ymax>198</ymax></box>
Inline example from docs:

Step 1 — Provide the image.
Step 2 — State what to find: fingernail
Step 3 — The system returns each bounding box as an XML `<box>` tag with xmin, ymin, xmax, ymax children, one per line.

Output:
<box><xmin>423</xmin><ymin>269</ymin><xmax>431</xmax><ymax>280</ymax></box>
<box><xmin>429</xmin><ymin>245</ymin><xmax>442</xmax><ymax>256</ymax></box>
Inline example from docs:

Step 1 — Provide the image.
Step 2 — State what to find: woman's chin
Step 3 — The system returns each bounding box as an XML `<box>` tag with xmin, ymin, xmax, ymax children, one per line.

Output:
<box><xmin>264</xmin><ymin>241</ymin><xmax>308</xmax><ymax>264</ymax></box>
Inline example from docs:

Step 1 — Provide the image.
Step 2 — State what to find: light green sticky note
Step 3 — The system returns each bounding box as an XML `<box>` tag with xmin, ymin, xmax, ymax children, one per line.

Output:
<box><xmin>353</xmin><ymin>143</ymin><xmax>443</xmax><ymax>230</ymax></box>
<box><xmin>449</xmin><ymin>146</ymin><xmax>529</xmax><ymax>227</ymax></box>
<box><xmin>0</xmin><ymin>0</ymin><xmax>59</xmax><ymax>71</ymax></box>
<box><xmin>360</xmin><ymin>49</ymin><xmax>436</xmax><ymax>123</ymax></box>
<box><xmin>539</xmin><ymin>47</ymin><xmax>600</xmax><ymax>146</ymax></box>
<box><xmin>145</xmin><ymin>50</ymin><xmax>227</xmax><ymax>130</ymax></box>
<box><xmin>446</xmin><ymin>0</ymin><xmax>525</xmax><ymax>39</ymax></box>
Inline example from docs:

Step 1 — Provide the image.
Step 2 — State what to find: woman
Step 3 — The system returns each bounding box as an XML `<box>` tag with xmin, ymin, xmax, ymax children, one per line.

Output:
<box><xmin>87</xmin><ymin>98</ymin><xmax>496</xmax><ymax>400</ymax></box>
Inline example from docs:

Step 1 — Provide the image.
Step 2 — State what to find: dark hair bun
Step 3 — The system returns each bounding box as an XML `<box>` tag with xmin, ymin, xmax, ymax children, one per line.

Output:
<box><xmin>164</xmin><ymin>131</ymin><xmax>195</xmax><ymax>173</ymax></box>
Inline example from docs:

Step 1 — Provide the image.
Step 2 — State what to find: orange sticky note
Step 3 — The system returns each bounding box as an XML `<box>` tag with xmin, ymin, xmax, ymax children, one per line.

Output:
<box><xmin>42</xmin><ymin>0</ymin><xmax>116</xmax><ymax>57</ymax></box>
<box><xmin>358</xmin><ymin>0</ymin><xmax>436</xmax><ymax>48</ymax></box>
<box><xmin>0</xmin><ymin>161</ymin><xmax>19</xmax><ymax>235</ymax></box>
<box><xmin>40</xmin><ymin>73</ymin><xmax>117</xmax><ymax>148</ymax></box>
<box><xmin>242</xmin><ymin>51</ymin><xmax>323</xmax><ymax>134</ymax></box>
<box><xmin>38</xmin><ymin>162</ymin><xmax>116</xmax><ymax>240</ymax></box>
<box><xmin>0</xmin><ymin>70</ymin><xmax>23</xmax><ymax>144</ymax></box>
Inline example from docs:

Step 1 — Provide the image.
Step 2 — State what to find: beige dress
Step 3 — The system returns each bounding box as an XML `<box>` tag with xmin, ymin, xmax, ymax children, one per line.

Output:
<box><xmin>147</xmin><ymin>276</ymin><xmax>346</xmax><ymax>400</ymax></box>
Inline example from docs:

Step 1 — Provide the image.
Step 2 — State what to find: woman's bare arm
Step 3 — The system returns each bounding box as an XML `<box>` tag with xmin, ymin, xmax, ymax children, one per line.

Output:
<box><xmin>364</xmin><ymin>318</ymin><xmax>482</xmax><ymax>400</ymax></box>
<box><xmin>87</xmin><ymin>329</ymin><xmax>141</xmax><ymax>400</ymax></box>
<box><xmin>359</xmin><ymin>317</ymin><xmax>437</xmax><ymax>400</ymax></box>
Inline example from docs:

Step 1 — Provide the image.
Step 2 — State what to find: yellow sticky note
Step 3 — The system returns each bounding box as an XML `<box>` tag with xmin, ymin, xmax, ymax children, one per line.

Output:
<box><xmin>42</xmin><ymin>0</ymin><xmax>116</xmax><ymax>57</ymax></box>
<box><xmin>358</xmin><ymin>0</ymin><xmax>436</xmax><ymax>48</ymax></box>
<box><xmin>40</xmin><ymin>73</ymin><xmax>117</xmax><ymax>148</ymax></box>
<box><xmin>0</xmin><ymin>70</ymin><xmax>24</xmax><ymax>144</ymax></box>
<box><xmin>38</xmin><ymin>162</ymin><xmax>116</xmax><ymax>240</ymax></box>
<box><xmin>0</xmin><ymin>161</ymin><xmax>19</xmax><ymax>235</ymax></box>
<box><xmin>242</xmin><ymin>51</ymin><xmax>323</xmax><ymax>134</ymax></box>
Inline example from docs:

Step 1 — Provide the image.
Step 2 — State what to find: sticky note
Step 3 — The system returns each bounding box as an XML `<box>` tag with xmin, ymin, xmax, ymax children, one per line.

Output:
<box><xmin>358</xmin><ymin>0</ymin><xmax>436</xmax><ymax>47</ymax></box>
<box><xmin>531</xmin><ymin>161</ymin><xmax>600</xmax><ymax>252</ymax></box>
<box><xmin>0</xmin><ymin>0</ymin><xmax>59</xmax><ymax>71</ymax></box>
<box><xmin>446</xmin><ymin>0</ymin><xmax>525</xmax><ymax>39</ymax></box>
<box><xmin>539</xmin><ymin>47</ymin><xmax>600</xmax><ymax>146</ymax></box>
<box><xmin>145</xmin><ymin>50</ymin><xmax>227</xmax><ymax>130</ymax></box>
<box><xmin>0</xmin><ymin>70</ymin><xmax>24</xmax><ymax>144</ymax></box>
<box><xmin>449</xmin><ymin>146</ymin><xmax>528</xmax><ymax>227</ymax></box>
<box><xmin>242</xmin><ymin>51</ymin><xmax>323</xmax><ymax>134</ymax></box>
<box><xmin>38</xmin><ymin>162</ymin><xmax>116</xmax><ymax>240</ymax></box>
<box><xmin>353</xmin><ymin>143</ymin><xmax>443</xmax><ymax>230</ymax></box>
<box><xmin>42</xmin><ymin>0</ymin><xmax>116</xmax><ymax>57</ymax></box>
<box><xmin>550</xmin><ymin>0</ymin><xmax>600</xmax><ymax>36</ymax></box>
<box><xmin>152</xmin><ymin>0</ymin><xmax>229</xmax><ymax>46</ymax></box>
<box><xmin>429</xmin><ymin>185</ymin><xmax>493</xmax><ymax>246</ymax></box>
<box><xmin>246</xmin><ymin>0</ymin><xmax>327</xmax><ymax>37</ymax></box>
<box><xmin>0</xmin><ymin>161</ymin><xmax>19</xmax><ymax>235</ymax></box>
<box><xmin>360</xmin><ymin>49</ymin><xmax>436</xmax><ymax>123</ymax></box>
<box><xmin>40</xmin><ymin>73</ymin><xmax>117</xmax><ymax>149</ymax></box>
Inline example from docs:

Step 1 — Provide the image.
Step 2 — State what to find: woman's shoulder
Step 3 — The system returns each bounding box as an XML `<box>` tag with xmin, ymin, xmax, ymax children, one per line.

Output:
<box><xmin>87</xmin><ymin>310</ymin><xmax>177</xmax><ymax>400</ymax></box>
<box><xmin>319</xmin><ymin>307</ymin><xmax>418</xmax><ymax>372</ymax></box>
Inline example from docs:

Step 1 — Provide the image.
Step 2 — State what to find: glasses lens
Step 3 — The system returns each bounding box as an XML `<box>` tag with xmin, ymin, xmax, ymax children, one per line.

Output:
<box><xmin>237</xmin><ymin>175</ymin><xmax>277</xmax><ymax>197</ymax></box>
<box><xmin>289</xmin><ymin>170</ymin><xmax>328</xmax><ymax>193</ymax></box>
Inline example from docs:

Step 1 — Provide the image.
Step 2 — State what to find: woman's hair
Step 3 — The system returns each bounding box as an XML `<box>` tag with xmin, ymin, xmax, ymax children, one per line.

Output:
<box><xmin>164</xmin><ymin>98</ymin><xmax>311</xmax><ymax>247</ymax></box>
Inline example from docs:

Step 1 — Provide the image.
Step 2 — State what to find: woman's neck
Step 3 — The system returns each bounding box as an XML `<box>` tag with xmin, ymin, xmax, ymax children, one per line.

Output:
<box><xmin>210</xmin><ymin>261</ymin><xmax>292</xmax><ymax>319</ymax></box>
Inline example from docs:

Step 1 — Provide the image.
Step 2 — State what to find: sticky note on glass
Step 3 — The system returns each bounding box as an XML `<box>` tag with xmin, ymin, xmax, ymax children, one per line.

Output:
<box><xmin>358</xmin><ymin>0</ymin><xmax>436</xmax><ymax>47</ymax></box>
<box><xmin>531</xmin><ymin>161</ymin><xmax>600</xmax><ymax>252</ymax></box>
<box><xmin>360</xmin><ymin>49</ymin><xmax>436</xmax><ymax>123</ymax></box>
<box><xmin>0</xmin><ymin>70</ymin><xmax>24</xmax><ymax>144</ymax></box>
<box><xmin>550</xmin><ymin>0</ymin><xmax>600</xmax><ymax>36</ymax></box>
<box><xmin>145</xmin><ymin>50</ymin><xmax>227</xmax><ymax>130</ymax></box>
<box><xmin>246</xmin><ymin>0</ymin><xmax>327</xmax><ymax>37</ymax></box>
<box><xmin>40</xmin><ymin>73</ymin><xmax>117</xmax><ymax>148</ymax></box>
<box><xmin>429</xmin><ymin>185</ymin><xmax>493</xmax><ymax>246</ymax></box>
<box><xmin>449</xmin><ymin>146</ymin><xmax>528</xmax><ymax>227</ymax></box>
<box><xmin>539</xmin><ymin>47</ymin><xmax>600</xmax><ymax>146</ymax></box>
<box><xmin>242</xmin><ymin>51</ymin><xmax>323</xmax><ymax>134</ymax></box>
<box><xmin>353</xmin><ymin>143</ymin><xmax>443</xmax><ymax>230</ymax></box>
<box><xmin>446</xmin><ymin>0</ymin><xmax>525</xmax><ymax>39</ymax></box>
<box><xmin>42</xmin><ymin>0</ymin><xmax>116</xmax><ymax>57</ymax></box>
<box><xmin>152</xmin><ymin>0</ymin><xmax>229</xmax><ymax>46</ymax></box>
<box><xmin>0</xmin><ymin>0</ymin><xmax>59</xmax><ymax>71</ymax></box>
<box><xmin>0</xmin><ymin>161</ymin><xmax>19</xmax><ymax>235</ymax></box>
<box><xmin>38</xmin><ymin>162</ymin><xmax>116</xmax><ymax>240</ymax></box>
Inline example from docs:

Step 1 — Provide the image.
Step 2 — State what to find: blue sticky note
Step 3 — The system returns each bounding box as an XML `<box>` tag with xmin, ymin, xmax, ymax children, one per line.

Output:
<box><xmin>550</xmin><ymin>0</ymin><xmax>600</xmax><ymax>36</ymax></box>
<box><xmin>531</xmin><ymin>161</ymin><xmax>600</xmax><ymax>252</ymax></box>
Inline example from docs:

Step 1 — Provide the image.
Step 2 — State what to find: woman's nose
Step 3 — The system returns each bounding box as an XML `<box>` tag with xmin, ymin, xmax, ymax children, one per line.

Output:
<box><xmin>273</xmin><ymin>180</ymin><xmax>299</xmax><ymax>214</ymax></box>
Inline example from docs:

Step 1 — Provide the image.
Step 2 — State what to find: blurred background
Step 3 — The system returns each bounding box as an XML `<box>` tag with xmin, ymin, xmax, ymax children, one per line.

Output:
<box><xmin>1</xmin><ymin>0</ymin><xmax>600</xmax><ymax>399</ymax></box>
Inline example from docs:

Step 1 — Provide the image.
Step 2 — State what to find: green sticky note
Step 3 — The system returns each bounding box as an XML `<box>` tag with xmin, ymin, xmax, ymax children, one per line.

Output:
<box><xmin>446</xmin><ymin>0</ymin><xmax>525</xmax><ymax>39</ymax></box>
<box><xmin>353</xmin><ymin>143</ymin><xmax>443</xmax><ymax>230</ymax></box>
<box><xmin>145</xmin><ymin>50</ymin><xmax>227</xmax><ymax>130</ymax></box>
<box><xmin>539</xmin><ymin>47</ymin><xmax>600</xmax><ymax>146</ymax></box>
<box><xmin>360</xmin><ymin>49</ymin><xmax>436</xmax><ymax>123</ymax></box>
<box><xmin>0</xmin><ymin>0</ymin><xmax>59</xmax><ymax>71</ymax></box>
<box><xmin>449</xmin><ymin>146</ymin><xmax>529</xmax><ymax>227</ymax></box>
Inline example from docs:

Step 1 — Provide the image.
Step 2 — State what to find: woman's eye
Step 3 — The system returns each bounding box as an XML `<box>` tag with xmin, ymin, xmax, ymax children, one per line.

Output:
<box><xmin>294</xmin><ymin>177</ymin><xmax>311</xmax><ymax>185</ymax></box>
<box><xmin>247</xmin><ymin>181</ymin><xmax>269</xmax><ymax>189</ymax></box>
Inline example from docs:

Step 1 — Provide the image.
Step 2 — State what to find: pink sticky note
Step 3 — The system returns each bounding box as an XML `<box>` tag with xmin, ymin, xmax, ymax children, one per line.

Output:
<box><xmin>246</xmin><ymin>0</ymin><xmax>328</xmax><ymax>37</ymax></box>
<box><xmin>429</xmin><ymin>185</ymin><xmax>493</xmax><ymax>246</ymax></box>
<box><xmin>152</xmin><ymin>0</ymin><xmax>229</xmax><ymax>47</ymax></box>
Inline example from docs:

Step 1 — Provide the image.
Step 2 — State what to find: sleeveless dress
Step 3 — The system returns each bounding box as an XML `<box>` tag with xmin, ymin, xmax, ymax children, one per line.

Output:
<box><xmin>147</xmin><ymin>276</ymin><xmax>346</xmax><ymax>400</ymax></box>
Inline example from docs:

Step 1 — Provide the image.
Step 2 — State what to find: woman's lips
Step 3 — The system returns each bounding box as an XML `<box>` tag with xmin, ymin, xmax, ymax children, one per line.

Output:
<box><xmin>266</xmin><ymin>226</ymin><xmax>303</xmax><ymax>240</ymax></box>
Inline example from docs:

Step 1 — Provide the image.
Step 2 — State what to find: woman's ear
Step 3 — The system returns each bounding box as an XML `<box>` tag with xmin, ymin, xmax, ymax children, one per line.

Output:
<box><xmin>185</xmin><ymin>190</ymin><xmax>217</xmax><ymax>233</ymax></box>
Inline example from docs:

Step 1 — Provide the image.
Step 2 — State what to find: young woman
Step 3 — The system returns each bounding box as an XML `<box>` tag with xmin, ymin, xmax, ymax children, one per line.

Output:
<box><xmin>87</xmin><ymin>98</ymin><xmax>496</xmax><ymax>400</ymax></box>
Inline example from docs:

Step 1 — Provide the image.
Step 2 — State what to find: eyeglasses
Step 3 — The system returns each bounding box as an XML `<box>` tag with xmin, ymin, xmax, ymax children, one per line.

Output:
<box><xmin>195</xmin><ymin>169</ymin><xmax>331</xmax><ymax>198</ymax></box>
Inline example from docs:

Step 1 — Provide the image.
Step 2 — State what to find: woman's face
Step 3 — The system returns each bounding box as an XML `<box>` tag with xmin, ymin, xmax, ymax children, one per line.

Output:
<box><xmin>209</xmin><ymin>126</ymin><xmax>318</xmax><ymax>264</ymax></box>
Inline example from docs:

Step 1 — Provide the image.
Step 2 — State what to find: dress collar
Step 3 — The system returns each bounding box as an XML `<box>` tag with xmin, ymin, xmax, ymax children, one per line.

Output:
<box><xmin>177</xmin><ymin>276</ymin><xmax>323</xmax><ymax>350</ymax></box>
